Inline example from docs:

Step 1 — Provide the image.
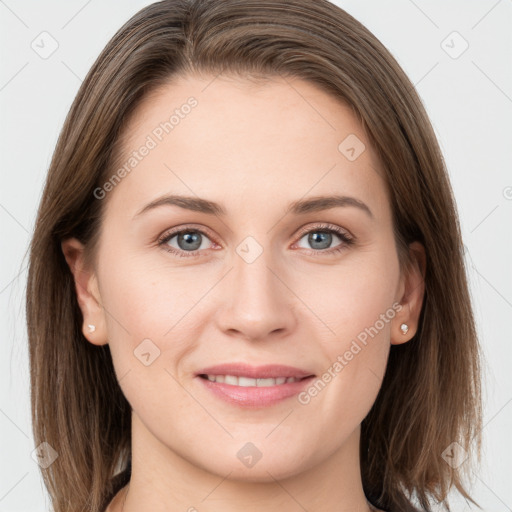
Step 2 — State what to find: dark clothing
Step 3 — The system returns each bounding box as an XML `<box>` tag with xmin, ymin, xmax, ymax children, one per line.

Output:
<box><xmin>100</xmin><ymin>467</ymin><xmax>131</xmax><ymax>512</ymax></box>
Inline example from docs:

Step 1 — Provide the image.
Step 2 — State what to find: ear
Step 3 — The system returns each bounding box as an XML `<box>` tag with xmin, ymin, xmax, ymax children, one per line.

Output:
<box><xmin>61</xmin><ymin>237</ymin><xmax>108</xmax><ymax>346</ymax></box>
<box><xmin>391</xmin><ymin>241</ymin><xmax>426</xmax><ymax>345</ymax></box>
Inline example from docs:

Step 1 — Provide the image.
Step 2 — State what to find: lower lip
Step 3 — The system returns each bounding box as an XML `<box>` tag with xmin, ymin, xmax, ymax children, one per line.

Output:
<box><xmin>197</xmin><ymin>375</ymin><xmax>315</xmax><ymax>408</ymax></box>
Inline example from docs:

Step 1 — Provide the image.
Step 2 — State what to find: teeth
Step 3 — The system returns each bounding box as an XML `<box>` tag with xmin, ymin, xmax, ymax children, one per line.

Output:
<box><xmin>204</xmin><ymin>375</ymin><xmax>301</xmax><ymax>386</ymax></box>
<box><xmin>224</xmin><ymin>375</ymin><xmax>237</xmax><ymax>385</ymax></box>
<box><xmin>238</xmin><ymin>376</ymin><xmax>257</xmax><ymax>386</ymax></box>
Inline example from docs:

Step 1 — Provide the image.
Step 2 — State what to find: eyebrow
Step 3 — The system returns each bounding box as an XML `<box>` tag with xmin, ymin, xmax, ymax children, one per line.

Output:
<box><xmin>133</xmin><ymin>194</ymin><xmax>373</xmax><ymax>219</ymax></box>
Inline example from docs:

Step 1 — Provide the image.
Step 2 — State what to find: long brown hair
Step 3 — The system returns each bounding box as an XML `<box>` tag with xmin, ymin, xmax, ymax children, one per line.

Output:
<box><xmin>26</xmin><ymin>1</ymin><xmax>483</xmax><ymax>511</ymax></box>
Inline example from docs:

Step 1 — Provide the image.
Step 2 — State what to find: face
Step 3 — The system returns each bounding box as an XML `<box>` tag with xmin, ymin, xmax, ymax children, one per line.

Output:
<box><xmin>63</xmin><ymin>73</ymin><xmax>424</xmax><ymax>482</ymax></box>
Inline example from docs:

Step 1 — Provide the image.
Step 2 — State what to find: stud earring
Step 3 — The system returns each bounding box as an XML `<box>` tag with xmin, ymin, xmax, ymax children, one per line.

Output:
<box><xmin>400</xmin><ymin>323</ymin><xmax>409</xmax><ymax>335</ymax></box>
<box><xmin>87</xmin><ymin>324</ymin><xmax>96</xmax><ymax>333</ymax></box>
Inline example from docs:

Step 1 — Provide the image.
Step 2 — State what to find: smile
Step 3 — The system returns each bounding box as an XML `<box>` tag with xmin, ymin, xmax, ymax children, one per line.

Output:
<box><xmin>199</xmin><ymin>374</ymin><xmax>304</xmax><ymax>386</ymax></box>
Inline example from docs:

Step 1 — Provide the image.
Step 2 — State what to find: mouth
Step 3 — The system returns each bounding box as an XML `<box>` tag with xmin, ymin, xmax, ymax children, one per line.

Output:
<box><xmin>198</xmin><ymin>374</ymin><xmax>310</xmax><ymax>386</ymax></box>
<box><xmin>195</xmin><ymin>363</ymin><xmax>316</xmax><ymax>408</ymax></box>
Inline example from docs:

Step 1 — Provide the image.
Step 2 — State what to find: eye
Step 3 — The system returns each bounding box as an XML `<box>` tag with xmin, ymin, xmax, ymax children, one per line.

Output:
<box><xmin>294</xmin><ymin>223</ymin><xmax>354</xmax><ymax>255</ymax></box>
<box><xmin>158</xmin><ymin>226</ymin><xmax>216</xmax><ymax>258</ymax></box>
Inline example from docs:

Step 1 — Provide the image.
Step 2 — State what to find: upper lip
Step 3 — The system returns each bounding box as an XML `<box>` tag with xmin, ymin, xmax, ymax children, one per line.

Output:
<box><xmin>196</xmin><ymin>363</ymin><xmax>315</xmax><ymax>379</ymax></box>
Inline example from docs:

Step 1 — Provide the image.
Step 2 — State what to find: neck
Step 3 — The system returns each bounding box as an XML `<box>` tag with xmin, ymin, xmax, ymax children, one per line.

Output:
<box><xmin>119</xmin><ymin>411</ymin><xmax>375</xmax><ymax>512</ymax></box>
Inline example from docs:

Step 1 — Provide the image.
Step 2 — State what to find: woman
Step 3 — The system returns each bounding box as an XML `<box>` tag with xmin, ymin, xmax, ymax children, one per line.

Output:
<box><xmin>26</xmin><ymin>1</ymin><xmax>483</xmax><ymax>511</ymax></box>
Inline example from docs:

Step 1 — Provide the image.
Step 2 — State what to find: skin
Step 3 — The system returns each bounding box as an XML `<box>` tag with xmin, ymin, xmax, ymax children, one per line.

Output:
<box><xmin>62</xmin><ymin>73</ymin><xmax>425</xmax><ymax>512</ymax></box>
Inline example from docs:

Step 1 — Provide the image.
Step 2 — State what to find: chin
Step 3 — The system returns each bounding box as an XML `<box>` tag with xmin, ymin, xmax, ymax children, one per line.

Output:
<box><xmin>195</xmin><ymin>449</ymin><xmax>311</xmax><ymax>483</ymax></box>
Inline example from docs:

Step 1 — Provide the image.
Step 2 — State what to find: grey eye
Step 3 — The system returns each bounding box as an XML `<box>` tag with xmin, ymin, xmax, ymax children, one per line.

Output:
<box><xmin>297</xmin><ymin>231</ymin><xmax>342</xmax><ymax>251</ymax></box>
<box><xmin>167</xmin><ymin>231</ymin><xmax>210</xmax><ymax>252</ymax></box>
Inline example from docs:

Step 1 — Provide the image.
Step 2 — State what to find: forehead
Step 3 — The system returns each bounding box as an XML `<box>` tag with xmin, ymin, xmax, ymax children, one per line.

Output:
<box><xmin>104</xmin><ymin>73</ymin><xmax>389</xmax><ymax>221</ymax></box>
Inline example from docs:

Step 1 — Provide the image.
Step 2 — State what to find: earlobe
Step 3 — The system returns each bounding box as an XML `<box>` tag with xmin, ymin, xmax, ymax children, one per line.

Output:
<box><xmin>391</xmin><ymin>241</ymin><xmax>426</xmax><ymax>345</ymax></box>
<box><xmin>61</xmin><ymin>237</ymin><xmax>108</xmax><ymax>346</ymax></box>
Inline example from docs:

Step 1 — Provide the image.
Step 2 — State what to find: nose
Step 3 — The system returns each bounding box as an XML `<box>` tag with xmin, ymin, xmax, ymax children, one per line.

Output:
<box><xmin>214</xmin><ymin>246</ymin><xmax>297</xmax><ymax>342</ymax></box>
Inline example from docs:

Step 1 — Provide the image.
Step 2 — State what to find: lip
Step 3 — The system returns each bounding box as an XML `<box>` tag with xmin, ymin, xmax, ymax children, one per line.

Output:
<box><xmin>195</xmin><ymin>363</ymin><xmax>316</xmax><ymax>408</ymax></box>
<box><xmin>195</xmin><ymin>363</ymin><xmax>314</xmax><ymax>379</ymax></box>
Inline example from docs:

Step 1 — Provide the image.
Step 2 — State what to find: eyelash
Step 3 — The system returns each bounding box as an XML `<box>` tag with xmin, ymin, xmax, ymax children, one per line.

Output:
<box><xmin>157</xmin><ymin>223</ymin><xmax>355</xmax><ymax>259</ymax></box>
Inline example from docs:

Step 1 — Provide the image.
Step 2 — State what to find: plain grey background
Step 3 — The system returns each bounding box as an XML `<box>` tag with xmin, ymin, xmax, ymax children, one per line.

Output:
<box><xmin>1</xmin><ymin>1</ymin><xmax>511</xmax><ymax>511</ymax></box>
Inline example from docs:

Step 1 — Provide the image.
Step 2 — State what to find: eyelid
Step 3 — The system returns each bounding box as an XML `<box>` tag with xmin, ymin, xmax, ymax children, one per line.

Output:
<box><xmin>293</xmin><ymin>222</ymin><xmax>353</xmax><ymax>242</ymax></box>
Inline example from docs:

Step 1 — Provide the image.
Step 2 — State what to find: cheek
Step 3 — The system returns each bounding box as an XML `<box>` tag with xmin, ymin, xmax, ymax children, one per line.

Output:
<box><xmin>295</xmin><ymin>247</ymin><xmax>398</xmax><ymax>414</ymax></box>
<box><xmin>98</xmin><ymin>257</ymin><xmax>204</xmax><ymax>435</ymax></box>
<box><xmin>97</xmin><ymin>251</ymin><xmax>207</xmax><ymax>377</ymax></box>
<box><xmin>330</xmin><ymin>270</ymin><xmax>397</xmax><ymax>348</ymax></box>
<box><xmin>296</xmin><ymin>244</ymin><xmax>399</xmax><ymax>347</ymax></box>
